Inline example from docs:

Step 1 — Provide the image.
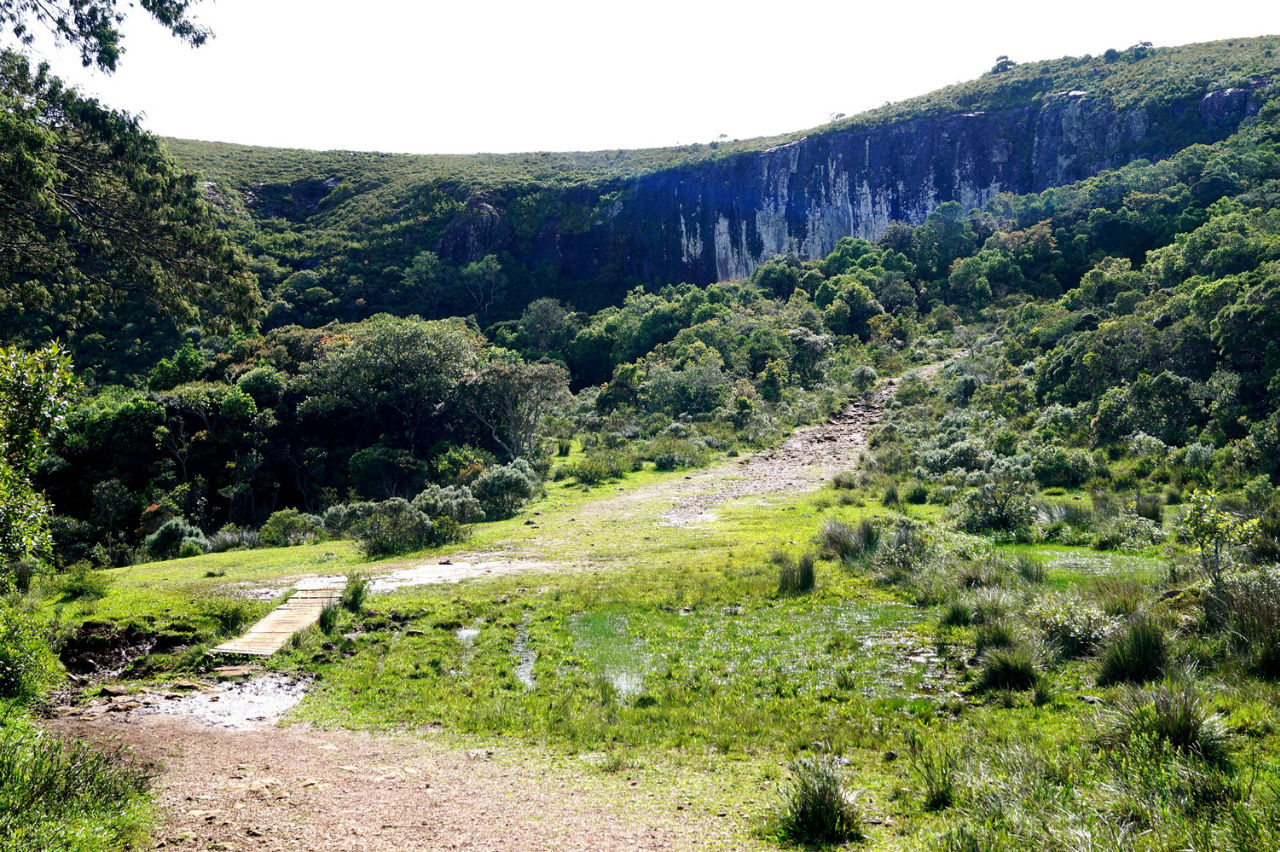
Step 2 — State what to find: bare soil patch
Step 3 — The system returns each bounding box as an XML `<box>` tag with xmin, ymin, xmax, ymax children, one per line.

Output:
<box><xmin>47</xmin><ymin>710</ymin><xmax>747</xmax><ymax>851</ymax></box>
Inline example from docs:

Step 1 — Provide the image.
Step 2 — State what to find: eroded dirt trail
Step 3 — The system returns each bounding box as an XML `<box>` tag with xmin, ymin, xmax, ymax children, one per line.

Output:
<box><xmin>51</xmin><ymin>714</ymin><xmax>738</xmax><ymax>851</ymax></box>
<box><xmin>579</xmin><ymin>381</ymin><xmax>892</xmax><ymax>528</ymax></box>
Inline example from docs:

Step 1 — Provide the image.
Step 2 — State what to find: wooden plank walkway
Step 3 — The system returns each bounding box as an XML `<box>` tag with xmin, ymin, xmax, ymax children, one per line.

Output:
<box><xmin>211</xmin><ymin>577</ymin><xmax>346</xmax><ymax>657</ymax></box>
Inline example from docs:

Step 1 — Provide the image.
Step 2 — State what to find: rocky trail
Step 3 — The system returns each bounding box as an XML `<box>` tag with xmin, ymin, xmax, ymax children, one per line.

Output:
<box><xmin>40</xmin><ymin>369</ymin><xmax>941</xmax><ymax>850</ymax></box>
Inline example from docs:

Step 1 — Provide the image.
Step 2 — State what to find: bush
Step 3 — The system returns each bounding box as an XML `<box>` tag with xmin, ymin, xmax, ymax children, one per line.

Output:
<box><xmin>205</xmin><ymin>527</ymin><xmax>262</xmax><ymax>553</ymax></box>
<box><xmin>873</xmin><ymin>519</ymin><xmax>929</xmax><ymax>585</ymax></box>
<box><xmin>775</xmin><ymin>755</ymin><xmax>864</xmax><ymax>844</ymax></box>
<box><xmin>775</xmin><ymin>550</ymin><xmax>817</xmax><ymax>596</ymax></box>
<box><xmin>0</xmin><ymin>603</ymin><xmax>57</xmax><ymax>699</ymax></box>
<box><xmin>341</xmin><ymin>573</ymin><xmax>368</xmax><ymax>613</ymax></box>
<box><xmin>956</xmin><ymin>472</ymin><xmax>1035</xmax><ymax>534</ymax></box>
<box><xmin>472</xmin><ymin>460</ymin><xmax>540</xmax><ymax>518</ymax></box>
<box><xmin>832</xmin><ymin>471</ymin><xmax>859</xmax><ymax>490</ymax></box>
<box><xmin>1132</xmin><ymin>491</ymin><xmax>1165</xmax><ymax>524</ymax></box>
<box><xmin>1098</xmin><ymin>616</ymin><xmax>1167</xmax><ymax>686</ymax></box>
<box><xmin>356</xmin><ymin>500</ymin><xmax>468</xmax><ymax>558</ymax></box>
<box><xmin>976</xmin><ymin>645</ymin><xmax>1039</xmax><ymax>692</ymax></box>
<box><xmin>1105</xmin><ymin>679</ymin><xmax>1232</xmax><ymax>767</ymax></box>
<box><xmin>1027</xmin><ymin>594</ymin><xmax>1116</xmax><ymax>659</ymax></box>
<box><xmin>562</xmin><ymin>450</ymin><xmax>636</xmax><ymax>486</ymax></box>
<box><xmin>144</xmin><ymin>517</ymin><xmax>207</xmax><ymax>560</ymax></box>
<box><xmin>258</xmin><ymin>508</ymin><xmax>321</xmax><ymax>547</ymax></box>
<box><xmin>903</xmin><ymin>481</ymin><xmax>930</xmax><ymax>504</ymax></box>
<box><xmin>321</xmin><ymin>501</ymin><xmax>378</xmax><ymax>537</ymax></box>
<box><xmin>1032</xmin><ymin>445</ymin><xmax>1094</xmax><ymax>488</ymax></box>
<box><xmin>411</xmin><ymin>484</ymin><xmax>485</xmax><ymax>525</ymax></box>
<box><xmin>850</xmin><ymin>364</ymin><xmax>878</xmax><ymax>393</ymax></box>
<box><xmin>645</xmin><ymin>435</ymin><xmax>709</xmax><ymax>471</ymax></box>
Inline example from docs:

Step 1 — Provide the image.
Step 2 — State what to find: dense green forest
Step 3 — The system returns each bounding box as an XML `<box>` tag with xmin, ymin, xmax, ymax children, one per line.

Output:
<box><xmin>6</xmin><ymin>21</ymin><xmax>1280</xmax><ymax>850</ymax></box>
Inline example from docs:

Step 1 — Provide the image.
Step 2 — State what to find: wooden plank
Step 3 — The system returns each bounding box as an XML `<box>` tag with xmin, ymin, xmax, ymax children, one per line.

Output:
<box><xmin>210</xmin><ymin>577</ymin><xmax>346</xmax><ymax>657</ymax></box>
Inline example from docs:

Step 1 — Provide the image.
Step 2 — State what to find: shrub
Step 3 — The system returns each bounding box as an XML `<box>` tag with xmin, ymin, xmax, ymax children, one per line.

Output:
<box><xmin>411</xmin><ymin>484</ymin><xmax>485</xmax><ymax>525</ymax></box>
<box><xmin>775</xmin><ymin>755</ymin><xmax>864</xmax><ymax>844</ymax></box>
<box><xmin>562</xmin><ymin>450</ymin><xmax>636</xmax><ymax>486</ymax></box>
<box><xmin>882</xmin><ymin>482</ymin><xmax>900</xmax><ymax>506</ymax></box>
<box><xmin>341</xmin><ymin>573</ymin><xmax>368</xmax><ymax>613</ymax></box>
<box><xmin>258</xmin><ymin>508</ymin><xmax>321</xmax><ymax>547</ymax></box>
<box><xmin>903</xmin><ymin>481</ymin><xmax>929</xmax><ymax>504</ymax></box>
<box><xmin>472</xmin><ymin>460</ymin><xmax>540</xmax><ymax>518</ymax></box>
<box><xmin>144</xmin><ymin>517</ymin><xmax>207</xmax><ymax>560</ymax></box>
<box><xmin>205</xmin><ymin>527</ymin><xmax>262</xmax><ymax>553</ymax></box>
<box><xmin>1032</xmin><ymin>446</ymin><xmax>1093</xmax><ymax>488</ymax></box>
<box><xmin>645</xmin><ymin>435</ymin><xmax>709</xmax><ymax>471</ymax></box>
<box><xmin>956</xmin><ymin>472</ymin><xmax>1035</xmax><ymax>534</ymax></box>
<box><xmin>775</xmin><ymin>550</ymin><xmax>817</xmax><ymax>596</ymax></box>
<box><xmin>1027</xmin><ymin>595</ymin><xmax>1116</xmax><ymax>659</ymax></box>
<box><xmin>321</xmin><ymin>501</ymin><xmax>378</xmax><ymax>537</ymax></box>
<box><xmin>1105</xmin><ymin>679</ymin><xmax>1232</xmax><ymax>767</ymax></box>
<box><xmin>1132</xmin><ymin>491</ymin><xmax>1164</xmax><ymax>524</ymax></box>
<box><xmin>832</xmin><ymin>470</ymin><xmax>859</xmax><ymax>490</ymax></box>
<box><xmin>850</xmin><ymin>364</ymin><xmax>878</xmax><ymax>393</ymax></box>
<box><xmin>356</xmin><ymin>499</ymin><xmax>468</xmax><ymax>558</ymax></box>
<box><xmin>976</xmin><ymin>645</ymin><xmax>1039</xmax><ymax>692</ymax></box>
<box><xmin>0</xmin><ymin>603</ymin><xmax>57</xmax><ymax>699</ymax></box>
<box><xmin>1098</xmin><ymin>616</ymin><xmax>1167</xmax><ymax>686</ymax></box>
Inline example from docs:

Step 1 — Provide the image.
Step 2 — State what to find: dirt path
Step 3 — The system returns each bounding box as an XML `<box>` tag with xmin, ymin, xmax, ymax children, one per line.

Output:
<box><xmin>583</xmin><ymin>380</ymin><xmax>893</xmax><ymax>527</ymax></box>
<box><xmin>50</xmin><ymin>713</ymin><xmax>742</xmax><ymax>851</ymax></box>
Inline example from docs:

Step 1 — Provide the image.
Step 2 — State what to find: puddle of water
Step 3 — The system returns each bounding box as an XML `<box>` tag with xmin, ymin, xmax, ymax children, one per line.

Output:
<box><xmin>572</xmin><ymin>613</ymin><xmax>649</xmax><ymax>700</ymax></box>
<box><xmin>371</xmin><ymin>560</ymin><xmax>551</xmax><ymax>593</ymax></box>
<box><xmin>228</xmin><ymin>582</ymin><xmax>289</xmax><ymax>602</ymax></box>
<box><xmin>514</xmin><ymin>617</ymin><xmax>536</xmax><ymax>690</ymax></box>
<box><xmin>142</xmin><ymin>674</ymin><xmax>312</xmax><ymax>730</ymax></box>
<box><xmin>456</xmin><ymin>627</ymin><xmax>480</xmax><ymax>647</ymax></box>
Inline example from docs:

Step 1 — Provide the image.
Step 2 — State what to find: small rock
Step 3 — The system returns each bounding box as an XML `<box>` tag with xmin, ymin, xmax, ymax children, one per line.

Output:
<box><xmin>100</xmin><ymin>684</ymin><xmax>130</xmax><ymax>697</ymax></box>
<box><xmin>108</xmin><ymin>700</ymin><xmax>141</xmax><ymax>712</ymax></box>
<box><xmin>467</xmin><ymin>748</ymin><xmax>494</xmax><ymax>761</ymax></box>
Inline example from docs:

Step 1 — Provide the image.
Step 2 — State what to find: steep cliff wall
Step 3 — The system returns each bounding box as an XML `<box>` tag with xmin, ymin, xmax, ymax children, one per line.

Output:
<box><xmin>450</xmin><ymin>86</ymin><xmax>1261</xmax><ymax>289</ymax></box>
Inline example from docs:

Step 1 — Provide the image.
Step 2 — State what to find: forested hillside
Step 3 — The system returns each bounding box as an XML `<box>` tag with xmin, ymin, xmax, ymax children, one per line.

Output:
<box><xmin>156</xmin><ymin>36</ymin><xmax>1278</xmax><ymax>332</ymax></box>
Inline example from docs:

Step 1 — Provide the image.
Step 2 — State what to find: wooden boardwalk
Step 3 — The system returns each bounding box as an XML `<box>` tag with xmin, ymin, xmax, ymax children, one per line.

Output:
<box><xmin>211</xmin><ymin>577</ymin><xmax>346</xmax><ymax>657</ymax></box>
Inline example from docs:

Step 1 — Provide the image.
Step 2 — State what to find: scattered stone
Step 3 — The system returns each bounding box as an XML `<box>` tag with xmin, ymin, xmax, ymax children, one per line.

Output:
<box><xmin>213</xmin><ymin>665</ymin><xmax>260</xmax><ymax>681</ymax></box>
<box><xmin>467</xmin><ymin>748</ymin><xmax>494</xmax><ymax>761</ymax></box>
<box><xmin>99</xmin><ymin>684</ymin><xmax>130</xmax><ymax>697</ymax></box>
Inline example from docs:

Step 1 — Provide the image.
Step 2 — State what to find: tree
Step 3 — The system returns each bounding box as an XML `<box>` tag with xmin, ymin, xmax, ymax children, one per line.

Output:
<box><xmin>2</xmin><ymin>0</ymin><xmax>209</xmax><ymax>73</ymax></box>
<box><xmin>301</xmin><ymin>315</ymin><xmax>485</xmax><ymax>453</ymax></box>
<box><xmin>461</xmin><ymin>361</ymin><xmax>570</xmax><ymax>460</ymax></box>
<box><xmin>1181</xmin><ymin>489</ymin><xmax>1259</xmax><ymax>598</ymax></box>
<box><xmin>0</xmin><ymin>343</ymin><xmax>78</xmax><ymax>575</ymax></box>
<box><xmin>0</xmin><ymin>52</ymin><xmax>259</xmax><ymax>330</ymax></box>
<box><xmin>459</xmin><ymin>254</ymin><xmax>506</xmax><ymax>317</ymax></box>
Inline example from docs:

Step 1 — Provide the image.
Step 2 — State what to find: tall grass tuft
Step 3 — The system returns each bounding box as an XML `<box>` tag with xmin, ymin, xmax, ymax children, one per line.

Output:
<box><xmin>816</xmin><ymin>517</ymin><xmax>877</xmax><ymax>562</ymax></box>
<box><xmin>1098</xmin><ymin>616</ymin><xmax>1167</xmax><ymax>686</ymax></box>
<box><xmin>906</xmin><ymin>730</ymin><xmax>958</xmax><ymax>811</ymax></box>
<box><xmin>341</xmin><ymin>573</ymin><xmax>368</xmax><ymax>613</ymax></box>
<box><xmin>318</xmin><ymin>603</ymin><xmax>340</xmax><ymax>635</ymax></box>
<box><xmin>976</xmin><ymin>645</ymin><xmax>1039</xmax><ymax>692</ymax></box>
<box><xmin>775</xmin><ymin>550</ymin><xmax>817</xmax><ymax>596</ymax></box>
<box><xmin>1104</xmin><ymin>678</ymin><xmax>1233</xmax><ymax>767</ymax></box>
<box><xmin>775</xmin><ymin>755</ymin><xmax>865</xmax><ymax>844</ymax></box>
<box><xmin>1088</xmin><ymin>576</ymin><xmax>1148</xmax><ymax>617</ymax></box>
<box><xmin>0</xmin><ymin>723</ymin><xmax>152</xmax><ymax>847</ymax></box>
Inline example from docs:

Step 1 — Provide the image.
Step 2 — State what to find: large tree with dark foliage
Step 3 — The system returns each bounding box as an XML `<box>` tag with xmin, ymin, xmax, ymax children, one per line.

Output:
<box><xmin>1</xmin><ymin>0</ymin><xmax>208</xmax><ymax>72</ymax></box>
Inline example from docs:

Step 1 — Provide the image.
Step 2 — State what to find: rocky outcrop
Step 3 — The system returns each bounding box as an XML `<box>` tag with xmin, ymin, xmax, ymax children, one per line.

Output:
<box><xmin>438</xmin><ymin>85</ymin><xmax>1263</xmax><ymax>290</ymax></box>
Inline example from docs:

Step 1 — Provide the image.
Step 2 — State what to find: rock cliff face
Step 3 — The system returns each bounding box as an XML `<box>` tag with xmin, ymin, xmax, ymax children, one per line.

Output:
<box><xmin>444</xmin><ymin>87</ymin><xmax>1261</xmax><ymax>288</ymax></box>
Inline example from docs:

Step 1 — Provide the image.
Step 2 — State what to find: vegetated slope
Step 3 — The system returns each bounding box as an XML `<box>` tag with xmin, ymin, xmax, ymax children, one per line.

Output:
<box><xmin>167</xmin><ymin>36</ymin><xmax>1278</xmax><ymax>322</ymax></box>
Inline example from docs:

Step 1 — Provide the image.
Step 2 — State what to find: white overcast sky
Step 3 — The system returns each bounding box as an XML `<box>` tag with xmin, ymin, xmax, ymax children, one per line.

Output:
<box><xmin>19</xmin><ymin>0</ymin><xmax>1280</xmax><ymax>155</ymax></box>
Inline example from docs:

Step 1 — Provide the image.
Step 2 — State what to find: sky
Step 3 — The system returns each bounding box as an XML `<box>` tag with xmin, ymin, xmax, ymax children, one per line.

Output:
<box><xmin>18</xmin><ymin>0</ymin><xmax>1280</xmax><ymax>155</ymax></box>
